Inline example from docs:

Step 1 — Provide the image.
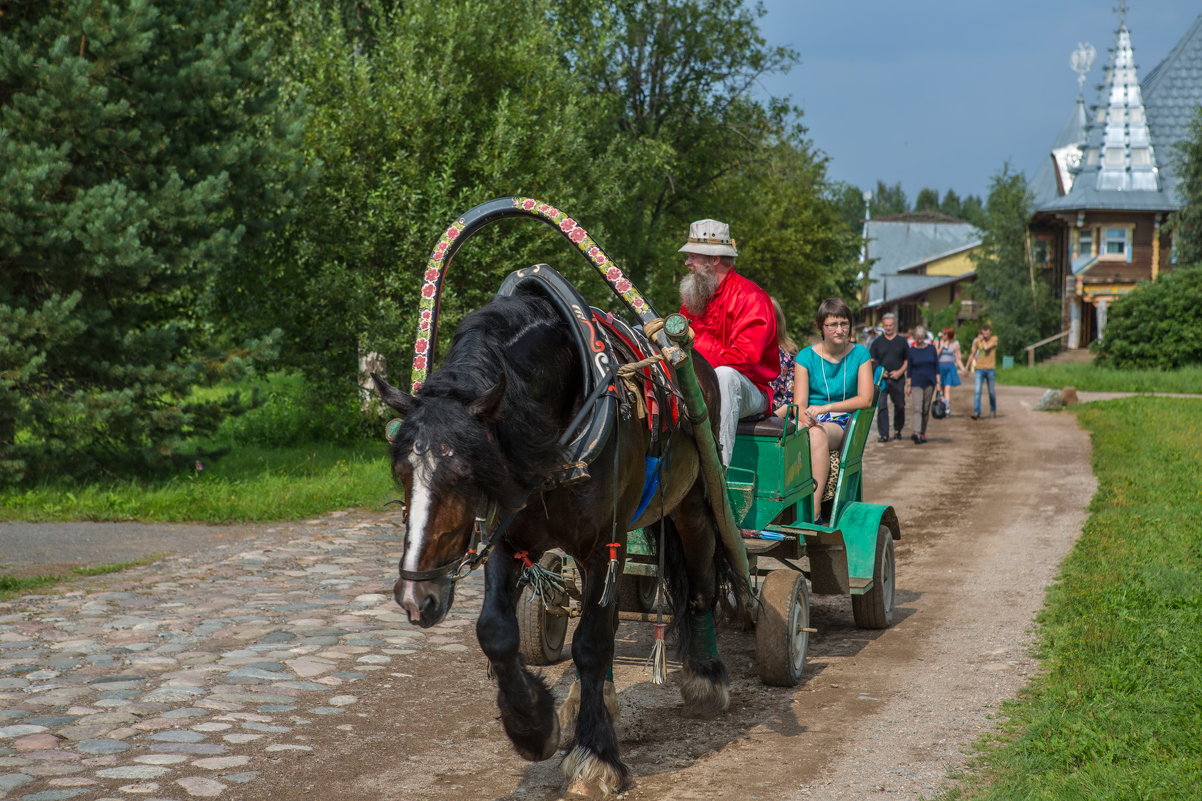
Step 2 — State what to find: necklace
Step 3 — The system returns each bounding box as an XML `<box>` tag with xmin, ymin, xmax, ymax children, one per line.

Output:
<box><xmin>818</xmin><ymin>344</ymin><xmax>850</xmax><ymax>404</ymax></box>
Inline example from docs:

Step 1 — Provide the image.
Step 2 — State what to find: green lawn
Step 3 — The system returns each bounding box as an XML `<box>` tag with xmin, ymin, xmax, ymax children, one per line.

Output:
<box><xmin>998</xmin><ymin>362</ymin><xmax>1202</xmax><ymax>394</ymax></box>
<box><xmin>943</xmin><ymin>396</ymin><xmax>1202</xmax><ymax>800</ymax></box>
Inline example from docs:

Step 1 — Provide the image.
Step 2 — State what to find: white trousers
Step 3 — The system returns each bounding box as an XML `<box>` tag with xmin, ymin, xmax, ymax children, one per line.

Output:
<box><xmin>714</xmin><ymin>366</ymin><xmax>766</xmax><ymax>466</ymax></box>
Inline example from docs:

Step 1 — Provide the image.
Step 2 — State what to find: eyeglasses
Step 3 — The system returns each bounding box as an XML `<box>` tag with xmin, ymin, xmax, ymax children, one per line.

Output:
<box><xmin>823</xmin><ymin>321</ymin><xmax>851</xmax><ymax>330</ymax></box>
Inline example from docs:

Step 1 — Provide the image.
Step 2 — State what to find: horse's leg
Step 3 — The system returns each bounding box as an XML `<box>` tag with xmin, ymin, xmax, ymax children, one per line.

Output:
<box><xmin>667</xmin><ymin>481</ymin><xmax>731</xmax><ymax>719</ymax></box>
<box><xmin>557</xmin><ymin>603</ymin><xmax>620</xmax><ymax>750</ymax></box>
<box><xmin>477</xmin><ymin>544</ymin><xmax>559</xmax><ymax>762</ymax></box>
<box><xmin>561</xmin><ymin>554</ymin><xmax>628</xmax><ymax>799</ymax></box>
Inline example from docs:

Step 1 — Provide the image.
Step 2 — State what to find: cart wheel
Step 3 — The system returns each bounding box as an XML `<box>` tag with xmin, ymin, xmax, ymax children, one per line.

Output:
<box><xmin>755</xmin><ymin>569</ymin><xmax>811</xmax><ymax>687</ymax></box>
<box><xmin>852</xmin><ymin>524</ymin><xmax>896</xmax><ymax>629</ymax></box>
<box><xmin>617</xmin><ymin>573</ymin><xmax>659</xmax><ymax>613</ymax></box>
<box><xmin>517</xmin><ymin>552</ymin><xmax>570</xmax><ymax>664</ymax></box>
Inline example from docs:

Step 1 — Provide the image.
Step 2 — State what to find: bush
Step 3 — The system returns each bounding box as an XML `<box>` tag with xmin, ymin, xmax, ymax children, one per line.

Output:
<box><xmin>1094</xmin><ymin>265</ymin><xmax>1202</xmax><ymax>369</ymax></box>
<box><xmin>211</xmin><ymin>373</ymin><xmax>366</xmax><ymax>448</ymax></box>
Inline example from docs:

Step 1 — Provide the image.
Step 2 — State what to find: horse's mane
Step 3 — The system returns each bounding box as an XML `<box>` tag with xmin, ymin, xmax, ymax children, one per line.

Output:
<box><xmin>417</xmin><ymin>294</ymin><xmax>577</xmax><ymax>497</ymax></box>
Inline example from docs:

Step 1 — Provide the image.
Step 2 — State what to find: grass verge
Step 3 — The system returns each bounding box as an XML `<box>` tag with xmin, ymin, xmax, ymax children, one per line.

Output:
<box><xmin>997</xmin><ymin>363</ymin><xmax>1202</xmax><ymax>393</ymax></box>
<box><xmin>0</xmin><ymin>559</ymin><xmax>153</xmax><ymax>601</ymax></box>
<box><xmin>942</xmin><ymin>396</ymin><xmax>1202</xmax><ymax>800</ymax></box>
<box><xmin>0</xmin><ymin>443</ymin><xmax>395</xmax><ymax>523</ymax></box>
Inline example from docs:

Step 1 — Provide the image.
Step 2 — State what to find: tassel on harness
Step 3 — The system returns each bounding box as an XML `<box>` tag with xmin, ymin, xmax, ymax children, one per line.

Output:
<box><xmin>648</xmin><ymin>622</ymin><xmax>668</xmax><ymax>685</ymax></box>
<box><xmin>514</xmin><ymin>551</ymin><xmax>568</xmax><ymax>611</ymax></box>
<box><xmin>597</xmin><ymin>541</ymin><xmax>621</xmax><ymax>607</ymax></box>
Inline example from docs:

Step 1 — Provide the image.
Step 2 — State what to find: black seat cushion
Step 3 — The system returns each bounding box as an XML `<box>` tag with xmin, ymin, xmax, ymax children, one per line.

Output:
<box><xmin>736</xmin><ymin>415</ymin><xmax>786</xmax><ymax>437</ymax></box>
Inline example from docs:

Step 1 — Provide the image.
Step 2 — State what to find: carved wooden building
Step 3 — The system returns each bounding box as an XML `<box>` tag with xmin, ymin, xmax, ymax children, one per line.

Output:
<box><xmin>1030</xmin><ymin>11</ymin><xmax>1202</xmax><ymax>348</ymax></box>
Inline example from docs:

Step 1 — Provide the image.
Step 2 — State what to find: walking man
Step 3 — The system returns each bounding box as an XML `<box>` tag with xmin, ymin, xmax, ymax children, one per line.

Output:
<box><xmin>677</xmin><ymin>219</ymin><xmax>778</xmax><ymax>465</ymax></box>
<box><xmin>967</xmin><ymin>323</ymin><xmax>999</xmax><ymax>419</ymax></box>
<box><xmin>869</xmin><ymin>313</ymin><xmax>908</xmax><ymax>443</ymax></box>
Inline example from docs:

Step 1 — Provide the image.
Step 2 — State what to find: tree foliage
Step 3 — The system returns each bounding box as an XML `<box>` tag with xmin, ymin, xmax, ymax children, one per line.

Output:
<box><xmin>1094</xmin><ymin>266</ymin><xmax>1202</xmax><ymax>369</ymax></box>
<box><xmin>0</xmin><ymin>0</ymin><xmax>306</xmax><ymax>484</ymax></box>
<box><xmin>1169</xmin><ymin>106</ymin><xmax>1202</xmax><ymax>266</ymax></box>
<box><xmin>871</xmin><ymin>181</ymin><xmax>909</xmax><ymax>217</ymax></box>
<box><xmin>226</xmin><ymin>0</ymin><xmax>858</xmax><ymax>392</ymax></box>
<box><xmin>915</xmin><ymin>187</ymin><xmax>941</xmax><ymax>212</ymax></box>
<box><xmin>969</xmin><ymin>164</ymin><xmax>1059</xmax><ymax>357</ymax></box>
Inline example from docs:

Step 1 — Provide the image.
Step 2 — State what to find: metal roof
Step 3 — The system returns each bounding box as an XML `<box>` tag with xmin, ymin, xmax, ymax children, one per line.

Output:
<box><xmin>863</xmin><ymin>271</ymin><xmax>976</xmax><ymax>309</ymax></box>
<box><xmin>1031</xmin><ymin>97</ymin><xmax>1089</xmax><ymax>209</ymax></box>
<box><xmin>1037</xmin><ymin>13</ymin><xmax>1202</xmax><ymax>214</ymax></box>
<box><xmin>1142</xmin><ymin>12</ymin><xmax>1202</xmax><ymax>203</ymax></box>
<box><xmin>863</xmin><ymin>219</ymin><xmax>981</xmax><ymax>306</ymax></box>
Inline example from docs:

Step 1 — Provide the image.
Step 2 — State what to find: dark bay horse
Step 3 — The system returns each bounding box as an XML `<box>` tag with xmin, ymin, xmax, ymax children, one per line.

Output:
<box><xmin>372</xmin><ymin>291</ymin><xmax>737</xmax><ymax>799</ymax></box>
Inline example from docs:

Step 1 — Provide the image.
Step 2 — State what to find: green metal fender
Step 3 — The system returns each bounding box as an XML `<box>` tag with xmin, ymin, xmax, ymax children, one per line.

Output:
<box><xmin>834</xmin><ymin>501</ymin><xmax>901</xmax><ymax>586</ymax></box>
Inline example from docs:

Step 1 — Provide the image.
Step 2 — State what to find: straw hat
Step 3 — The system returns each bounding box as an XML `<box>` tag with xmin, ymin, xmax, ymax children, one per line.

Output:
<box><xmin>678</xmin><ymin>219</ymin><xmax>738</xmax><ymax>258</ymax></box>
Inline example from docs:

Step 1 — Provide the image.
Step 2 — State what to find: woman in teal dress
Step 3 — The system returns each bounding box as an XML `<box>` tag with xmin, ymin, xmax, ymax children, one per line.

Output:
<box><xmin>792</xmin><ymin>297</ymin><xmax>875</xmax><ymax>523</ymax></box>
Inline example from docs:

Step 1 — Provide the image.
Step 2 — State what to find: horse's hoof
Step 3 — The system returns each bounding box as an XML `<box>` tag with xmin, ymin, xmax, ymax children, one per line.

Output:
<box><xmin>559</xmin><ymin>778</ymin><xmax>615</xmax><ymax>800</ymax></box>
<box><xmin>679</xmin><ymin>663</ymin><xmax>730</xmax><ymax>719</ymax></box>
<box><xmin>514</xmin><ymin>711</ymin><xmax>560</xmax><ymax>762</ymax></box>
<box><xmin>561</xmin><ymin>746</ymin><xmax>627</xmax><ymax>799</ymax></box>
<box><xmin>559</xmin><ymin>775</ymin><xmax>633</xmax><ymax>801</ymax></box>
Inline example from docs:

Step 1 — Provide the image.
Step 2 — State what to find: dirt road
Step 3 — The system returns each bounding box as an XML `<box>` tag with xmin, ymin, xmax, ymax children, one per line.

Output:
<box><xmin>215</xmin><ymin>383</ymin><xmax>1091</xmax><ymax>801</ymax></box>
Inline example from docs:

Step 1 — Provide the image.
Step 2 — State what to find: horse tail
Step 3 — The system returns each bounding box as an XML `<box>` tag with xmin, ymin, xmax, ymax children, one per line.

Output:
<box><xmin>658</xmin><ymin>514</ymin><xmax>742</xmax><ymax>659</ymax></box>
<box><xmin>658</xmin><ymin>517</ymin><xmax>693</xmax><ymax>658</ymax></box>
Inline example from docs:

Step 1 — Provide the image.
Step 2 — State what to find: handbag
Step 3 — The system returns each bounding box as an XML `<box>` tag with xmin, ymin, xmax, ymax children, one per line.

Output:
<box><xmin>931</xmin><ymin>392</ymin><xmax>948</xmax><ymax>419</ymax></box>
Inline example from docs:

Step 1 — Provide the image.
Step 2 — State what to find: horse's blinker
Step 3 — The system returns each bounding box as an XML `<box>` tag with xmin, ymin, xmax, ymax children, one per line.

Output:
<box><xmin>385</xmin><ymin>418</ymin><xmax>403</xmax><ymax>443</ymax></box>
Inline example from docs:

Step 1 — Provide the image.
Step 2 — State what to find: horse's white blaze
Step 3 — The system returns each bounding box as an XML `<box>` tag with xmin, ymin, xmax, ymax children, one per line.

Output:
<box><xmin>403</xmin><ymin>450</ymin><xmax>437</xmax><ymax>574</ymax></box>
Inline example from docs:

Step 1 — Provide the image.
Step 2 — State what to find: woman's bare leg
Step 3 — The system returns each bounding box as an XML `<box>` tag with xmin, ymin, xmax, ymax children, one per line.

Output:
<box><xmin>808</xmin><ymin>422</ymin><xmax>846</xmax><ymax>519</ymax></box>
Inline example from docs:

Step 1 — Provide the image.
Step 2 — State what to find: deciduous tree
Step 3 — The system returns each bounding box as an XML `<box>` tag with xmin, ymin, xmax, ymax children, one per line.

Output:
<box><xmin>969</xmin><ymin>164</ymin><xmax>1058</xmax><ymax>357</ymax></box>
<box><xmin>1169</xmin><ymin>106</ymin><xmax>1202</xmax><ymax>266</ymax></box>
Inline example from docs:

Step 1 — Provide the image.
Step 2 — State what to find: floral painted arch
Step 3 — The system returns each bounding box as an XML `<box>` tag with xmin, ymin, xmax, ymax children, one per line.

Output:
<box><xmin>410</xmin><ymin>196</ymin><xmax>660</xmax><ymax>392</ymax></box>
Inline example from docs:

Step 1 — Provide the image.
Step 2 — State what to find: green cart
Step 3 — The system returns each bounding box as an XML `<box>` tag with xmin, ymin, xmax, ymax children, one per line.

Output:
<box><xmin>521</xmin><ymin>370</ymin><xmax>901</xmax><ymax>687</ymax></box>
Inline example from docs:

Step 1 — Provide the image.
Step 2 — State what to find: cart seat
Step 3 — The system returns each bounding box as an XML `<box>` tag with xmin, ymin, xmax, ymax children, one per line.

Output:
<box><xmin>736</xmin><ymin>415</ymin><xmax>785</xmax><ymax>437</ymax></box>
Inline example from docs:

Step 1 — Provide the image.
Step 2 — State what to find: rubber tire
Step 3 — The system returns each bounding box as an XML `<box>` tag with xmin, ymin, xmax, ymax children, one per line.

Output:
<box><xmin>617</xmin><ymin>573</ymin><xmax>659</xmax><ymax>613</ymax></box>
<box><xmin>852</xmin><ymin>525</ymin><xmax>896</xmax><ymax>629</ymax></box>
<box><xmin>755</xmin><ymin>569</ymin><xmax>811</xmax><ymax>687</ymax></box>
<box><xmin>517</xmin><ymin>552</ymin><xmax>570</xmax><ymax>665</ymax></box>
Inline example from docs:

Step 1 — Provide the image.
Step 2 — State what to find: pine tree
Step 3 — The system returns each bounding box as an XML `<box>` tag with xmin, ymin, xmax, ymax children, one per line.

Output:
<box><xmin>872</xmin><ymin>181</ymin><xmax>909</xmax><ymax>216</ymax></box>
<box><xmin>914</xmin><ymin>187</ymin><xmax>941</xmax><ymax>212</ymax></box>
<box><xmin>0</xmin><ymin>0</ymin><xmax>306</xmax><ymax>484</ymax></box>
<box><xmin>940</xmin><ymin>189</ymin><xmax>963</xmax><ymax>219</ymax></box>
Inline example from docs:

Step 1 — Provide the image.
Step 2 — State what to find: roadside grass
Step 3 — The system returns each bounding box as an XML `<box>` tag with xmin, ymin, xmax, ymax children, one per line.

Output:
<box><xmin>997</xmin><ymin>362</ymin><xmax>1202</xmax><ymax>393</ymax></box>
<box><xmin>943</xmin><ymin>396</ymin><xmax>1202</xmax><ymax>800</ymax></box>
<box><xmin>0</xmin><ymin>372</ymin><xmax>397</xmax><ymax>523</ymax></box>
<box><xmin>0</xmin><ymin>443</ymin><xmax>394</xmax><ymax>522</ymax></box>
<box><xmin>0</xmin><ymin>559</ymin><xmax>153</xmax><ymax>601</ymax></box>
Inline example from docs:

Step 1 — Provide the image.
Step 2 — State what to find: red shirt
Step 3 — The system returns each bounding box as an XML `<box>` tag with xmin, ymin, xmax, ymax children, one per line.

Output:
<box><xmin>679</xmin><ymin>269</ymin><xmax>779</xmax><ymax>407</ymax></box>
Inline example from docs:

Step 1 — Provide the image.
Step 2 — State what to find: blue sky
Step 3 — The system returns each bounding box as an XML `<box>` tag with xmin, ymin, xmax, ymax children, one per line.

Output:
<box><xmin>754</xmin><ymin>1</ymin><xmax>1195</xmax><ymax>201</ymax></box>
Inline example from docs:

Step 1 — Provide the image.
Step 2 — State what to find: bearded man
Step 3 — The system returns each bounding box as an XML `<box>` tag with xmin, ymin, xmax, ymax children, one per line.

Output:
<box><xmin>677</xmin><ymin>219</ymin><xmax>778</xmax><ymax>466</ymax></box>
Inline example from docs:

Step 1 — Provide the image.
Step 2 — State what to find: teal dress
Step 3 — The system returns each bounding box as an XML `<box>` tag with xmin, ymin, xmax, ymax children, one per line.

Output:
<box><xmin>794</xmin><ymin>343</ymin><xmax>871</xmax><ymax>428</ymax></box>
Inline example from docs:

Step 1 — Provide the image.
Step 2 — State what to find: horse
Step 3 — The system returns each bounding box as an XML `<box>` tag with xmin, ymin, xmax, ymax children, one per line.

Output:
<box><xmin>371</xmin><ymin>288</ymin><xmax>739</xmax><ymax>799</ymax></box>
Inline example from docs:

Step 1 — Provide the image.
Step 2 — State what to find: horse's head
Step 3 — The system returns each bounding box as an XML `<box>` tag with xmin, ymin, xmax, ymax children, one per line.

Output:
<box><xmin>372</xmin><ymin>372</ymin><xmax>507</xmax><ymax>627</ymax></box>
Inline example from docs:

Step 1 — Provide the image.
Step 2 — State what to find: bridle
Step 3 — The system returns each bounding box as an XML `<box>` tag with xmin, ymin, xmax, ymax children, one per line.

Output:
<box><xmin>395</xmin><ymin>366</ymin><xmax>618</xmax><ymax>584</ymax></box>
<box><xmin>396</xmin><ymin>496</ymin><xmax>513</xmax><ymax>583</ymax></box>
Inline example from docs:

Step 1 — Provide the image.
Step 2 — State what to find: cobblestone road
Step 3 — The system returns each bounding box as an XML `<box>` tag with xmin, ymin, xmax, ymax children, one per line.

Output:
<box><xmin>0</xmin><ymin>509</ymin><xmax>481</xmax><ymax>801</ymax></box>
